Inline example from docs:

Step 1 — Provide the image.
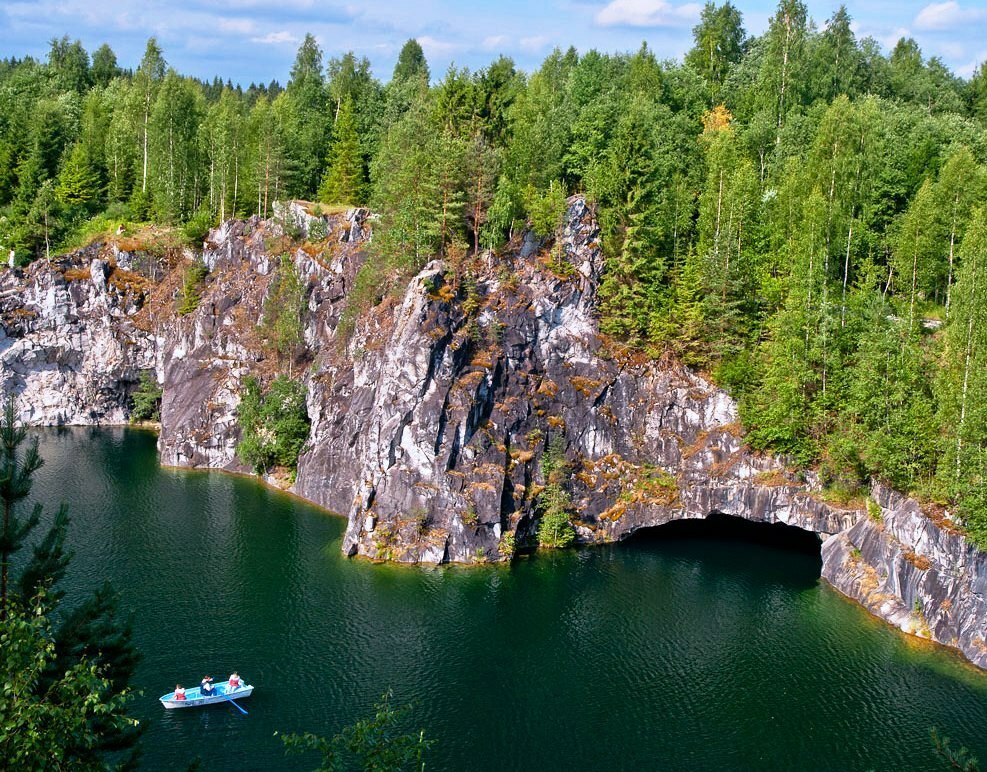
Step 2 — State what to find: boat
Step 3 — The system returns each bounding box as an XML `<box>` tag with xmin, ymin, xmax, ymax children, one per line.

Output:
<box><xmin>159</xmin><ymin>680</ymin><xmax>254</xmax><ymax>709</ymax></box>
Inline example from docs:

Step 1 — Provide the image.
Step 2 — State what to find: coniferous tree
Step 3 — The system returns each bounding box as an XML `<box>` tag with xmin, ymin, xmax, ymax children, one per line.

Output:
<box><xmin>55</xmin><ymin>142</ymin><xmax>102</xmax><ymax>213</ymax></box>
<box><xmin>284</xmin><ymin>34</ymin><xmax>327</xmax><ymax>198</ymax></box>
<box><xmin>318</xmin><ymin>95</ymin><xmax>364</xmax><ymax>205</ymax></box>
<box><xmin>0</xmin><ymin>400</ymin><xmax>140</xmax><ymax>765</ymax></box>
<box><xmin>392</xmin><ymin>39</ymin><xmax>430</xmax><ymax>86</ymax></box>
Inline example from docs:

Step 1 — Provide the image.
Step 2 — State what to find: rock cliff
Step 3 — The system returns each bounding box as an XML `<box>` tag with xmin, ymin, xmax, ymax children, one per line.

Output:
<box><xmin>0</xmin><ymin>200</ymin><xmax>984</xmax><ymax>669</ymax></box>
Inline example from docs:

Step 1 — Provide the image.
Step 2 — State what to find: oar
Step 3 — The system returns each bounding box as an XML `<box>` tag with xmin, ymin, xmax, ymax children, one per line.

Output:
<box><xmin>226</xmin><ymin>697</ymin><xmax>248</xmax><ymax>716</ymax></box>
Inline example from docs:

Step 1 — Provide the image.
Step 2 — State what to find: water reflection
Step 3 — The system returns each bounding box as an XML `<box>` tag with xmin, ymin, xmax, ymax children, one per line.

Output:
<box><xmin>24</xmin><ymin>429</ymin><xmax>987</xmax><ymax>771</ymax></box>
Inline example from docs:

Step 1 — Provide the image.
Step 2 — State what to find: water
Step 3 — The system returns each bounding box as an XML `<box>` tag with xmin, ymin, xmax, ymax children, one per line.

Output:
<box><xmin>24</xmin><ymin>428</ymin><xmax>987</xmax><ymax>770</ymax></box>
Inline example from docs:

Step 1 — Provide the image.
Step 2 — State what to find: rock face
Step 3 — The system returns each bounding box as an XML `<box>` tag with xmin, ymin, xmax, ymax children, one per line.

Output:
<box><xmin>0</xmin><ymin>246</ymin><xmax>158</xmax><ymax>424</ymax></box>
<box><xmin>822</xmin><ymin>484</ymin><xmax>987</xmax><ymax>668</ymax></box>
<box><xmin>1</xmin><ymin>200</ymin><xmax>984</xmax><ymax>670</ymax></box>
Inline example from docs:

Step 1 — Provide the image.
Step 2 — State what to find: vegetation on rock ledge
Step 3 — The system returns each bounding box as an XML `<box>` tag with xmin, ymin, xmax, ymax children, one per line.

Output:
<box><xmin>2</xmin><ymin>6</ymin><xmax>987</xmax><ymax>545</ymax></box>
<box><xmin>236</xmin><ymin>375</ymin><xmax>310</xmax><ymax>477</ymax></box>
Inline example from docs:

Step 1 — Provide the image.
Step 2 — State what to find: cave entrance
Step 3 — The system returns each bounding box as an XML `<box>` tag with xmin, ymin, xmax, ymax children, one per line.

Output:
<box><xmin>626</xmin><ymin>512</ymin><xmax>823</xmax><ymax>576</ymax></box>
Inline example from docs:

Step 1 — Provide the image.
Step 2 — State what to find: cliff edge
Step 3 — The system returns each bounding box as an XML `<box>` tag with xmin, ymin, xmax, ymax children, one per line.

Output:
<box><xmin>1</xmin><ymin>199</ymin><xmax>984</xmax><ymax>669</ymax></box>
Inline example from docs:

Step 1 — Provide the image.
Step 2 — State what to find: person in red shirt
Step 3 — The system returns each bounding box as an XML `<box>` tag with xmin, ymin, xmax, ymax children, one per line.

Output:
<box><xmin>174</xmin><ymin>685</ymin><xmax>186</xmax><ymax>701</ymax></box>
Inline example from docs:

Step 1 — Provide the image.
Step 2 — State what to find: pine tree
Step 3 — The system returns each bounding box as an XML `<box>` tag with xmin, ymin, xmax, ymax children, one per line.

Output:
<box><xmin>0</xmin><ymin>399</ymin><xmax>141</xmax><ymax>763</ymax></box>
<box><xmin>0</xmin><ymin>400</ymin><xmax>43</xmax><ymax>620</ymax></box>
<box><xmin>318</xmin><ymin>96</ymin><xmax>364</xmax><ymax>205</ymax></box>
<box><xmin>55</xmin><ymin>142</ymin><xmax>102</xmax><ymax>212</ymax></box>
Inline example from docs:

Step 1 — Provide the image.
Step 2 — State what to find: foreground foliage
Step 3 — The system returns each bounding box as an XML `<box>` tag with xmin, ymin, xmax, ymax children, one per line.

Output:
<box><xmin>281</xmin><ymin>689</ymin><xmax>431</xmax><ymax>771</ymax></box>
<box><xmin>0</xmin><ymin>399</ymin><xmax>140</xmax><ymax>767</ymax></box>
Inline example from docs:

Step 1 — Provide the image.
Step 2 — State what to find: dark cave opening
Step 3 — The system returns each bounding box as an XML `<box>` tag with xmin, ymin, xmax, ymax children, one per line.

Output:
<box><xmin>627</xmin><ymin>512</ymin><xmax>823</xmax><ymax>563</ymax></box>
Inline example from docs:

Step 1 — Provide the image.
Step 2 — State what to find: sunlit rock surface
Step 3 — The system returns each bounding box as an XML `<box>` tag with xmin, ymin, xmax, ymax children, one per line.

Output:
<box><xmin>1</xmin><ymin>199</ymin><xmax>984</xmax><ymax>669</ymax></box>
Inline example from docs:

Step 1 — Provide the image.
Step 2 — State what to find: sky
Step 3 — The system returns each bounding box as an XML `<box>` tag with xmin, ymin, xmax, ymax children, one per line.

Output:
<box><xmin>0</xmin><ymin>0</ymin><xmax>985</xmax><ymax>85</ymax></box>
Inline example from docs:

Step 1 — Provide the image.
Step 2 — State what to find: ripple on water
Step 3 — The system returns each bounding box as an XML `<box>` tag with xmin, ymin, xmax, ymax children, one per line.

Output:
<box><xmin>21</xmin><ymin>429</ymin><xmax>987</xmax><ymax>771</ymax></box>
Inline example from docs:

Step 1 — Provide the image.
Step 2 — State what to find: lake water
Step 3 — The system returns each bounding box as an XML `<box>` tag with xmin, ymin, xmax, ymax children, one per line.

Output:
<box><xmin>26</xmin><ymin>428</ymin><xmax>987</xmax><ymax>770</ymax></box>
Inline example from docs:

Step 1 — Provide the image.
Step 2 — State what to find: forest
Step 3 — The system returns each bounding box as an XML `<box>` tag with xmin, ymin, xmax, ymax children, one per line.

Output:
<box><xmin>1</xmin><ymin>0</ymin><xmax>987</xmax><ymax>547</ymax></box>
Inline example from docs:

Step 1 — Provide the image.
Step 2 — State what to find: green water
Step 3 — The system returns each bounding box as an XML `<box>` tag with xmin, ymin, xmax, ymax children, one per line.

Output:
<box><xmin>26</xmin><ymin>428</ymin><xmax>987</xmax><ymax>770</ymax></box>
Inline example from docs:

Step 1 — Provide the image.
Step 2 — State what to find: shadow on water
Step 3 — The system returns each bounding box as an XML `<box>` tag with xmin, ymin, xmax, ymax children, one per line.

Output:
<box><xmin>624</xmin><ymin>512</ymin><xmax>823</xmax><ymax>581</ymax></box>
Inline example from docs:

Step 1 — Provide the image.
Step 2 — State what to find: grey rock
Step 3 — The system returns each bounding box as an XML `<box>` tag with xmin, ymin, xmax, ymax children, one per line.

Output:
<box><xmin>3</xmin><ymin>199</ymin><xmax>985</xmax><ymax>670</ymax></box>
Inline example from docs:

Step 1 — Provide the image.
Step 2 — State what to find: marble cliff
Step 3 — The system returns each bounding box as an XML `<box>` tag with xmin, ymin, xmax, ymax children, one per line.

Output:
<box><xmin>1</xmin><ymin>199</ymin><xmax>984</xmax><ymax>669</ymax></box>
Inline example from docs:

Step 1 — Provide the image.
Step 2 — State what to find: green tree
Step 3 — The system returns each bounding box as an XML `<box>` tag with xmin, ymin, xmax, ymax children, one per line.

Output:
<box><xmin>284</xmin><ymin>34</ymin><xmax>328</xmax><ymax>198</ymax></box>
<box><xmin>246</xmin><ymin>94</ymin><xmax>289</xmax><ymax>218</ymax></box>
<box><xmin>0</xmin><ymin>400</ymin><xmax>140</xmax><ymax>765</ymax></box>
<box><xmin>47</xmin><ymin>36</ymin><xmax>90</xmax><ymax>93</ymax></box>
<box><xmin>806</xmin><ymin>6</ymin><xmax>864</xmax><ymax>102</ymax></box>
<box><xmin>149</xmin><ymin>71</ymin><xmax>205</xmax><ymax>221</ymax></box>
<box><xmin>370</xmin><ymin>95</ymin><xmax>443</xmax><ymax>273</ymax></box>
<box><xmin>0</xmin><ymin>599</ymin><xmax>137</xmax><ymax>770</ymax></box>
<box><xmin>264</xmin><ymin>254</ymin><xmax>308</xmax><ymax>368</ymax></box>
<box><xmin>392</xmin><ymin>39</ymin><xmax>430</xmax><ymax>86</ymax></box>
<box><xmin>203</xmin><ymin>87</ymin><xmax>244</xmax><ymax>222</ymax></box>
<box><xmin>236</xmin><ymin>376</ymin><xmax>311</xmax><ymax>475</ymax></box>
<box><xmin>90</xmin><ymin>43</ymin><xmax>119</xmax><ymax>88</ymax></box>
<box><xmin>0</xmin><ymin>400</ymin><xmax>43</xmax><ymax>618</ymax></box>
<box><xmin>282</xmin><ymin>690</ymin><xmax>431</xmax><ymax>771</ymax></box>
<box><xmin>755</xmin><ymin>0</ymin><xmax>808</xmax><ymax>138</ymax></box>
<box><xmin>133</xmin><ymin>38</ymin><xmax>166</xmax><ymax>196</ymax></box>
<box><xmin>936</xmin><ymin>208</ymin><xmax>987</xmax><ymax>510</ymax></box>
<box><xmin>537</xmin><ymin>437</ymin><xmax>575</xmax><ymax>549</ymax></box>
<box><xmin>318</xmin><ymin>95</ymin><xmax>364</xmax><ymax>205</ymax></box>
<box><xmin>130</xmin><ymin>370</ymin><xmax>162</xmax><ymax>422</ymax></box>
<box><xmin>685</xmin><ymin>2</ymin><xmax>747</xmax><ymax>105</ymax></box>
<box><xmin>55</xmin><ymin>141</ymin><xmax>102</xmax><ymax>212</ymax></box>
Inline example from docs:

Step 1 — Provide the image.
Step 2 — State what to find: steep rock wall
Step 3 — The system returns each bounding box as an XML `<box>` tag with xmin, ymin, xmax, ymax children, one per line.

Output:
<box><xmin>0</xmin><ymin>200</ymin><xmax>984</xmax><ymax>669</ymax></box>
<box><xmin>0</xmin><ymin>245</ymin><xmax>159</xmax><ymax>424</ymax></box>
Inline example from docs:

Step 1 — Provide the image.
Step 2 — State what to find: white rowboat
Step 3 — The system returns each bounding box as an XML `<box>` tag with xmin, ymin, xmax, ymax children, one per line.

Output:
<box><xmin>159</xmin><ymin>680</ymin><xmax>254</xmax><ymax>709</ymax></box>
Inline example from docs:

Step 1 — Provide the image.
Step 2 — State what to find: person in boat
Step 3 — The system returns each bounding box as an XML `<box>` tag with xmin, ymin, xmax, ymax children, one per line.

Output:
<box><xmin>228</xmin><ymin>671</ymin><xmax>241</xmax><ymax>691</ymax></box>
<box><xmin>200</xmin><ymin>676</ymin><xmax>215</xmax><ymax>696</ymax></box>
<box><xmin>174</xmin><ymin>685</ymin><xmax>186</xmax><ymax>701</ymax></box>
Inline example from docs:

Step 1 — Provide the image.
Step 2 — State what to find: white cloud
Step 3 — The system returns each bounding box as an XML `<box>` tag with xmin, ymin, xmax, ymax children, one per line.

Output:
<box><xmin>956</xmin><ymin>52</ymin><xmax>986</xmax><ymax>77</ymax></box>
<box><xmin>914</xmin><ymin>1</ymin><xmax>985</xmax><ymax>31</ymax></box>
<box><xmin>482</xmin><ymin>35</ymin><xmax>508</xmax><ymax>51</ymax></box>
<box><xmin>519</xmin><ymin>35</ymin><xmax>548</xmax><ymax>52</ymax></box>
<box><xmin>416</xmin><ymin>35</ymin><xmax>463</xmax><ymax>57</ymax></box>
<box><xmin>249</xmin><ymin>31</ymin><xmax>298</xmax><ymax>45</ymax></box>
<box><xmin>595</xmin><ymin>0</ymin><xmax>701</xmax><ymax>28</ymax></box>
<box><xmin>217</xmin><ymin>18</ymin><xmax>256</xmax><ymax>35</ymax></box>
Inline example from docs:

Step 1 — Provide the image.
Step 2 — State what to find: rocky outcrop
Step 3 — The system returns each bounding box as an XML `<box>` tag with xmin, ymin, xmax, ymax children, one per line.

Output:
<box><xmin>0</xmin><ymin>246</ymin><xmax>159</xmax><ymax>424</ymax></box>
<box><xmin>1</xmin><ymin>200</ymin><xmax>984</xmax><ymax>670</ymax></box>
<box><xmin>822</xmin><ymin>484</ymin><xmax>987</xmax><ymax>668</ymax></box>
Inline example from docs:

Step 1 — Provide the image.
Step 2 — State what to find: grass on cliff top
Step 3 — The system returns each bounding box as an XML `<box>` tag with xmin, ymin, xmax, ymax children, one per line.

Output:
<box><xmin>58</xmin><ymin>212</ymin><xmax>189</xmax><ymax>256</ymax></box>
<box><xmin>297</xmin><ymin>200</ymin><xmax>353</xmax><ymax>216</ymax></box>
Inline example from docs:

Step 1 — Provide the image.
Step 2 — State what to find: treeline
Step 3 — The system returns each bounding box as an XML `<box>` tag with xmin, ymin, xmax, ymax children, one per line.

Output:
<box><xmin>2</xmin><ymin>1</ymin><xmax>987</xmax><ymax>544</ymax></box>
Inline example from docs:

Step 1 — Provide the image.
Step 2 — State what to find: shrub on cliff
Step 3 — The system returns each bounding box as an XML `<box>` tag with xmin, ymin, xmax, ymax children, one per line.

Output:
<box><xmin>129</xmin><ymin>369</ymin><xmax>162</xmax><ymax>423</ymax></box>
<box><xmin>236</xmin><ymin>376</ymin><xmax>310</xmax><ymax>476</ymax></box>
<box><xmin>176</xmin><ymin>261</ymin><xmax>208</xmax><ymax>315</ymax></box>
<box><xmin>536</xmin><ymin>436</ymin><xmax>576</xmax><ymax>549</ymax></box>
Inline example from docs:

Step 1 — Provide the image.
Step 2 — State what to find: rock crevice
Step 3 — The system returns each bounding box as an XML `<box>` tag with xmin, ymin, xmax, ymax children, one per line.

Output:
<box><xmin>1</xmin><ymin>200</ymin><xmax>984</xmax><ymax>669</ymax></box>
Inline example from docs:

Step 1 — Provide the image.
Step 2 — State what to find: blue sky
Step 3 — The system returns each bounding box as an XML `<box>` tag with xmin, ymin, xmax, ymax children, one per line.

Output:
<box><xmin>1</xmin><ymin>0</ymin><xmax>984</xmax><ymax>84</ymax></box>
